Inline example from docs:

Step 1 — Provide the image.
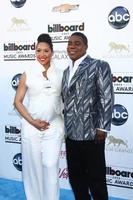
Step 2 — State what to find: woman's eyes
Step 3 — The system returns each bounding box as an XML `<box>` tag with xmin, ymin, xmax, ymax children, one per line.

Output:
<box><xmin>36</xmin><ymin>49</ymin><xmax>49</xmax><ymax>53</ymax></box>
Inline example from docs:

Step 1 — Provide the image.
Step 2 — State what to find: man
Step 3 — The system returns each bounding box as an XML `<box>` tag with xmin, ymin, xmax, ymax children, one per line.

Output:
<box><xmin>61</xmin><ymin>32</ymin><xmax>114</xmax><ymax>200</ymax></box>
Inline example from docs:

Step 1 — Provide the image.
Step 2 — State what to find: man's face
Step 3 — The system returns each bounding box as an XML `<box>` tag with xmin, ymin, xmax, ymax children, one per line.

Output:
<box><xmin>67</xmin><ymin>35</ymin><xmax>88</xmax><ymax>62</ymax></box>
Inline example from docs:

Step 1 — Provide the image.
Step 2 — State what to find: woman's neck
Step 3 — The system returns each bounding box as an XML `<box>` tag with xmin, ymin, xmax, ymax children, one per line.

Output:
<box><xmin>42</xmin><ymin>64</ymin><xmax>50</xmax><ymax>71</ymax></box>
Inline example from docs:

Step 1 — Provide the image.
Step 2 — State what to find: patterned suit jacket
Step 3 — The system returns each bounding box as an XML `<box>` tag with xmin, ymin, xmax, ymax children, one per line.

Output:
<box><xmin>61</xmin><ymin>55</ymin><xmax>114</xmax><ymax>140</ymax></box>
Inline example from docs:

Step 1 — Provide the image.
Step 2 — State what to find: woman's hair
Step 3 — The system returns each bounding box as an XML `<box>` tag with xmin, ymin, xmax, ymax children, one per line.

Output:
<box><xmin>37</xmin><ymin>33</ymin><xmax>53</xmax><ymax>52</ymax></box>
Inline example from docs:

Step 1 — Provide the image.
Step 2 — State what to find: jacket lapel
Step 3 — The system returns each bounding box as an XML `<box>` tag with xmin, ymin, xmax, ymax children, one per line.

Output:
<box><xmin>69</xmin><ymin>56</ymin><xmax>91</xmax><ymax>88</ymax></box>
<box><xmin>64</xmin><ymin>67</ymin><xmax>70</xmax><ymax>89</ymax></box>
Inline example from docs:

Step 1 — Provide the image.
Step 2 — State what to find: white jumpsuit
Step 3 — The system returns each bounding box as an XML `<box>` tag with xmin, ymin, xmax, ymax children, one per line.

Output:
<box><xmin>21</xmin><ymin>63</ymin><xmax>64</xmax><ymax>200</ymax></box>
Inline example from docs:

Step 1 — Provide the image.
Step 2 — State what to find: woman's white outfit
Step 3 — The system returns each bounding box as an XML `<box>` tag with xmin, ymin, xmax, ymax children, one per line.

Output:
<box><xmin>21</xmin><ymin>62</ymin><xmax>64</xmax><ymax>200</ymax></box>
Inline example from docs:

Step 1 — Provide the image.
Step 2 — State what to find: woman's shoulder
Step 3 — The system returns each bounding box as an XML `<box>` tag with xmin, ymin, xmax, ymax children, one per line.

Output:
<box><xmin>52</xmin><ymin>64</ymin><xmax>64</xmax><ymax>78</ymax></box>
<box><xmin>24</xmin><ymin>63</ymin><xmax>40</xmax><ymax>76</ymax></box>
<box><xmin>55</xmin><ymin>66</ymin><xmax>64</xmax><ymax>74</ymax></box>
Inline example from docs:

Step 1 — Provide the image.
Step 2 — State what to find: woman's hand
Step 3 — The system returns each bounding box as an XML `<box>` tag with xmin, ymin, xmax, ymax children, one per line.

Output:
<box><xmin>31</xmin><ymin>119</ymin><xmax>50</xmax><ymax>131</ymax></box>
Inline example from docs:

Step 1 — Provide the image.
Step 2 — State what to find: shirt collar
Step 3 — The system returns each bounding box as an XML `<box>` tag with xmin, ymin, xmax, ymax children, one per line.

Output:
<box><xmin>37</xmin><ymin>61</ymin><xmax>54</xmax><ymax>73</ymax></box>
<box><xmin>68</xmin><ymin>53</ymin><xmax>88</xmax><ymax>70</ymax></box>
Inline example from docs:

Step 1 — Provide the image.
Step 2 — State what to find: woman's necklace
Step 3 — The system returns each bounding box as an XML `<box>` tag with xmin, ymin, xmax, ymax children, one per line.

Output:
<box><xmin>42</xmin><ymin>70</ymin><xmax>48</xmax><ymax>80</ymax></box>
<box><xmin>42</xmin><ymin>65</ymin><xmax>50</xmax><ymax>80</ymax></box>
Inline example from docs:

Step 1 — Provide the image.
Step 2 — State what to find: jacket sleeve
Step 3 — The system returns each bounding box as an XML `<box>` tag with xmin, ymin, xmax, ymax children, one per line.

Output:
<box><xmin>96</xmin><ymin>60</ymin><xmax>114</xmax><ymax>132</ymax></box>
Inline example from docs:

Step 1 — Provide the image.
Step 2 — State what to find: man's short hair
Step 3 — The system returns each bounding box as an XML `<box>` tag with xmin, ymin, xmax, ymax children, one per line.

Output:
<box><xmin>70</xmin><ymin>32</ymin><xmax>88</xmax><ymax>45</ymax></box>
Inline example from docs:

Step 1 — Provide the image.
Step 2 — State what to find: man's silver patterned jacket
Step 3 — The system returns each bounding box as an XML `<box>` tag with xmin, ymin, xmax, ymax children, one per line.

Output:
<box><xmin>61</xmin><ymin>55</ymin><xmax>114</xmax><ymax>141</ymax></box>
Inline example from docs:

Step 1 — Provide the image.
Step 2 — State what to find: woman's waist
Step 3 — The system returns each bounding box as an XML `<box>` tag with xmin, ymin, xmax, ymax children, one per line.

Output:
<box><xmin>29</xmin><ymin>95</ymin><xmax>61</xmax><ymax>105</ymax></box>
<box><xmin>29</xmin><ymin>107</ymin><xmax>62</xmax><ymax>122</ymax></box>
<box><xmin>29</xmin><ymin>93</ymin><xmax>61</xmax><ymax>100</ymax></box>
<box><xmin>28</xmin><ymin>98</ymin><xmax>62</xmax><ymax>115</ymax></box>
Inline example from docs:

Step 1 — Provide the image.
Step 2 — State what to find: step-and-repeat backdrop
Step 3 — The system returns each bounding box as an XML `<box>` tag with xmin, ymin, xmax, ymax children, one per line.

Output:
<box><xmin>0</xmin><ymin>0</ymin><xmax>133</xmax><ymax>199</ymax></box>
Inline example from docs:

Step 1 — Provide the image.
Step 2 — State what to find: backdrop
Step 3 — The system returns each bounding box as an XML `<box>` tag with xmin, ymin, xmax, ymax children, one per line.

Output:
<box><xmin>0</xmin><ymin>0</ymin><xmax>133</xmax><ymax>199</ymax></box>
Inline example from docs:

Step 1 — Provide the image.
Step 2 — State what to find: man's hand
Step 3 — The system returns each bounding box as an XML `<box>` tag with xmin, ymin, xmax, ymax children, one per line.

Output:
<box><xmin>95</xmin><ymin>129</ymin><xmax>107</xmax><ymax>143</ymax></box>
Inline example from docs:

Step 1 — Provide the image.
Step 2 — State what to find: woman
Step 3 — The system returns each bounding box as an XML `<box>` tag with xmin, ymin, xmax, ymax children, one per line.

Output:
<box><xmin>14</xmin><ymin>33</ymin><xmax>64</xmax><ymax>200</ymax></box>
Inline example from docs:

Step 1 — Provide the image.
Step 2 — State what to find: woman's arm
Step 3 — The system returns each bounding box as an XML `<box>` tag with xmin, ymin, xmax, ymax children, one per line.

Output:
<box><xmin>14</xmin><ymin>73</ymin><xmax>49</xmax><ymax>131</ymax></box>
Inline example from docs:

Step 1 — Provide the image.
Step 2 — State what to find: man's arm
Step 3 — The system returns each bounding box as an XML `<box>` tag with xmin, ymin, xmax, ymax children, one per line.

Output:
<box><xmin>95</xmin><ymin>60</ymin><xmax>114</xmax><ymax>141</ymax></box>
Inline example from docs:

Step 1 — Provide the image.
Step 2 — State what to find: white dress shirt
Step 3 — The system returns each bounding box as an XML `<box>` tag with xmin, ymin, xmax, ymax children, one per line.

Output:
<box><xmin>68</xmin><ymin>53</ymin><xmax>88</xmax><ymax>85</ymax></box>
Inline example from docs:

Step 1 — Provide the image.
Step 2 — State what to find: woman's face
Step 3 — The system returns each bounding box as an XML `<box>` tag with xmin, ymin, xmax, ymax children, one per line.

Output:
<box><xmin>36</xmin><ymin>42</ymin><xmax>53</xmax><ymax>68</ymax></box>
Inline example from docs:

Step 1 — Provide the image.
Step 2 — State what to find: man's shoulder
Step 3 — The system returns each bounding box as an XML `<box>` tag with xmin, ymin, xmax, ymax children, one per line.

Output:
<box><xmin>87</xmin><ymin>55</ymin><xmax>108</xmax><ymax>63</ymax></box>
<box><xmin>90</xmin><ymin>56</ymin><xmax>110</xmax><ymax>68</ymax></box>
<box><xmin>93</xmin><ymin>58</ymin><xmax>111</xmax><ymax>73</ymax></box>
<box><xmin>84</xmin><ymin>55</ymin><xmax>100</xmax><ymax>65</ymax></box>
<box><xmin>99</xmin><ymin>59</ymin><xmax>109</xmax><ymax>65</ymax></box>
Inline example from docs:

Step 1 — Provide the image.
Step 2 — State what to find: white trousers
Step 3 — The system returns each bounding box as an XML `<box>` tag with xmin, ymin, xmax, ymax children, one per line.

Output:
<box><xmin>21</xmin><ymin>120</ymin><xmax>63</xmax><ymax>200</ymax></box>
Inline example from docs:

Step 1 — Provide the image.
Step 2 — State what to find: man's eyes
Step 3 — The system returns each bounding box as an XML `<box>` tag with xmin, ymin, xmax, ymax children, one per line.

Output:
<box><xmin>68</xmin><ymin>42</ymin><xmax>81</xmax><ymax>46</ymax></box>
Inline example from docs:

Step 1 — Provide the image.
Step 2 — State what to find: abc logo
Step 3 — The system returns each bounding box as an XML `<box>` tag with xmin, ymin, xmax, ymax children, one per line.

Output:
<box><xmin>10</xmin><ymin>0</ymin><xmax>26</xmax><ymax>8</ymax></box>
<box><xmin>108</xmin><ymin>6</ymin><xmax>130</xmax><ymax>29</ymax></box>
<box><xmin>13</xmin><ymin>153</ymin><xmax>22</xmax><ymax>171</ymax></box>
<box><xmin>11</xmin><ymin>73</ymin><xmax>22</xmax><ymax>90</ymax></box>
<box><xmin>112</xmin><ymin>104</ymin><xmax>128</xmax><ymax>126</ymax></box>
